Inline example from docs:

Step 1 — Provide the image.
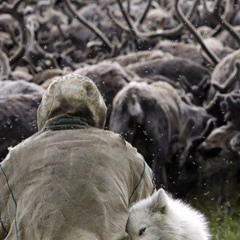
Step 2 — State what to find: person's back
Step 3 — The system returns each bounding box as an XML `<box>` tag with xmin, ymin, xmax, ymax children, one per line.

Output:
<box><xmin>0</xmin><ymin>74</ymin><xmax>154</xmax><ymax>240</ymax></box>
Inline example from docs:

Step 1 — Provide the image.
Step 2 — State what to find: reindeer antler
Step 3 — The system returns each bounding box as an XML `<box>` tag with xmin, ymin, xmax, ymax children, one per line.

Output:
<box><xmin>178</xmin><ymin>74</ymin><xmax>210</xmax><ymax>105</ymax></box>
<box><xmin>212</xmin><ymin>61</ymin><xmax>240</xmax><ymax>93</ymax></box>
<box><xmin>112</xmin><ymin>0</ymin><xmax>201</xmax><ymax>40</ymax></box>
<box><xmin>179</xmin><ymin>118</ymin><xmax>216</xmax><ymax>168</ymax></box>
<box><xmin>212</xmin><ymin>0</ymin><xmax>240</xmax><ymax>46</ymax></box>
<box><xmin>136</xmin><ymin>0</ymin><xmax>153</xmax><ymax>25</ymax></box>
<box><xmin>64</xmin><ymin>0</ymin><xmax>113</xmax><ymax>53</ymax></box>
<box><xmin>175</xmin><ymin>0</ymin><xmax>220</xmax><ymax>66</ymax></box>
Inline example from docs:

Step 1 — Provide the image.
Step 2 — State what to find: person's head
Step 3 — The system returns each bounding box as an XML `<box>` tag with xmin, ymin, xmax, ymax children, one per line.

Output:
<box><xmin>37</xmin><ymin>74</ymin><xmax>107</xmax><ymax>130</ymax></box>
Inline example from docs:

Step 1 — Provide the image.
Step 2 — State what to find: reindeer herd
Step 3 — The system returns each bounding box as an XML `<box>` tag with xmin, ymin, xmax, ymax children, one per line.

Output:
<box><xmin>1</xmin><ymin>0</ymin><xmax>240</xmax><ymax>201</ymax></box>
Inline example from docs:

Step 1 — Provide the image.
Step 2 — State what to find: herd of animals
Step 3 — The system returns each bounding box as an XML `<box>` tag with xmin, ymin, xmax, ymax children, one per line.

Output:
<box><xmin>1</xmin><ymin>0</ymin><xmax>240</xmax><ymax>203</ymax></box>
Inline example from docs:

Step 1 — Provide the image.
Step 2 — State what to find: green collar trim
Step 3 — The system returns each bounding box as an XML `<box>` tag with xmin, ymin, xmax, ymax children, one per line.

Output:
<box><xmin>43</xmin><ymin>117</ymin><xmax>90</xmax><ymax>131</ymax></box>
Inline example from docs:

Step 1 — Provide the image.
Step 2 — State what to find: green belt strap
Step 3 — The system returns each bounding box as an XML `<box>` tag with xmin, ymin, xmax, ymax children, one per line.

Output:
<box><xmin>0</xmin><ymin>164</ymin><xmax>19</xmax><ymax>240</ymax></box>
<box><xmin>128</xmin><ymin>160</ymin><xmax>146</xmax><ymax>206</ymax></box>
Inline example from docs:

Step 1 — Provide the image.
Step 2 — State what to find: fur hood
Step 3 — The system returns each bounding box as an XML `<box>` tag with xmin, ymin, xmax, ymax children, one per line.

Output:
<box><xmin>37</xmin><ymin>73</ymin><xmax>107</xmax><ymax>130</ymax></box>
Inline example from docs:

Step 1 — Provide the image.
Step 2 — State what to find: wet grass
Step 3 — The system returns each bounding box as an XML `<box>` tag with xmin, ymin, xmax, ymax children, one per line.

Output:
<box><xmin>209</xmin><ymin>211</ymin><xmax>240</xmax><ymax>240</ymax></box>
<box><xmin>186</xmin><ymin>188</ymin><xmax>240</xmax><ymax>240</ymax></box>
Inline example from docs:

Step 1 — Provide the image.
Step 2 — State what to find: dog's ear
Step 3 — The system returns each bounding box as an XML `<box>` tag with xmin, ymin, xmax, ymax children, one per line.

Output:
<box><xmin>149</xmin><ymin>188</ymin><xmax>168</xmax><ymax>214</ymax></box>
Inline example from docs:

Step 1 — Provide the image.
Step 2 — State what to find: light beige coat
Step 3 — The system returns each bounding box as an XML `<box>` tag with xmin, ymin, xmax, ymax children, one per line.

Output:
<box><xmin>0</xmin><ymin>74</ymin><xmax>154</xmax><ymax>240</ymax></box>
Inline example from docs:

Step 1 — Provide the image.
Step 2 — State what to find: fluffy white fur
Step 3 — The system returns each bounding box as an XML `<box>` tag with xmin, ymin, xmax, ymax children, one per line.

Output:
<box><xmin>127</xmin><ymin>188</ymin><xmax>211</xmax><ymax>240</ymax></box>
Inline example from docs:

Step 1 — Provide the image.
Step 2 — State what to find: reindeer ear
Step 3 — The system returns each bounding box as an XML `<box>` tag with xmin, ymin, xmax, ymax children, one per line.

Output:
<box><xmin>149</xmin><ymin>188</ymin><xmax>168</xmax><ymax>214</ymax></box>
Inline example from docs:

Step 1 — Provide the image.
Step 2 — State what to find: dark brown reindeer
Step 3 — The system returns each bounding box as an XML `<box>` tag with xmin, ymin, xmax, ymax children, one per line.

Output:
<box><xmin>207</xmin><ymin>49</ymin><xmax>240</xmax><ymax>102</ymax></box>
<box><xmin>111</xmin><ymin>49</ymin><xmax>173</xmax><ymax>67</ymax></box>
<box><xmin>0</xmin><ymin>80</ymin><xmax>45</xmax><ymax>96</ymax></box>
<box><xmin>156</xmin><ymin>39</ymin><xmax>233</xmax><ymax>67</ymax></box>
<box><xmin>0</xmin><ymin>92</ymin><xmax>43</xmax><ymax>162</ymax></box>
<box><xmin>126</xmin><ymin>57</ymin><xmax>211</xmax><ymax>90</ymax></box>
<box><xmin>0</xmin><ymin>74</ymin><xmax>45</xmax><ymax>161</ymax></box>
<box><xmin>109</xmin><ymin>81</ymin><xmax>213</xmax><ymax>192</ymax></box>
<box><xmin>202</xmin><ymin>49</ymin><xmax>240</xmax><ymax>128</ymax></box>
<box><xmin>197</xmin><ymin>94</ymin><xmax>240</xmax><ymax>209</ymax></box>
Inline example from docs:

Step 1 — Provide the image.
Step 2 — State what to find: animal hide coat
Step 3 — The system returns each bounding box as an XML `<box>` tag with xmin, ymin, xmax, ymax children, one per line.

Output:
<box><xmin>0</xmin><ymin>126</ymin><xmax>154</xmax><ymax>240</ymax></box>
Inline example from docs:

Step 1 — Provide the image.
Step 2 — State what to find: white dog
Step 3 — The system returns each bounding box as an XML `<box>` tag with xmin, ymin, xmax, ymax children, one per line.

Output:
<box><xmin>127</xmin><ymin>188</ymin><xmax>211</xmax><ymax>240</ymax></box>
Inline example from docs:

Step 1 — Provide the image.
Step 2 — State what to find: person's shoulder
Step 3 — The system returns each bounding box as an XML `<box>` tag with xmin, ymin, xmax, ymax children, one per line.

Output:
<box><xmin>90</xmin><ymin>127</ymin><xmax>123</xmax><ymax>139</ymax></box>
<box><xmin>103</xmin><ymin>129</ymin><xmax>126</xmax><ymax>141</ymax></box>
<box><xmin>103</xmin><ymin>129</ymin><xmax>146</xmax><ymax>157</ymax></box>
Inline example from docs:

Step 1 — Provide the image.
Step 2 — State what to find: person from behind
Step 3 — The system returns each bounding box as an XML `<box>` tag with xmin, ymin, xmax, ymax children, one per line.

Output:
<box><xmin>0</xmin><ymin>74</ymin><xmax>155</xmax><ymax>240</ymax></box>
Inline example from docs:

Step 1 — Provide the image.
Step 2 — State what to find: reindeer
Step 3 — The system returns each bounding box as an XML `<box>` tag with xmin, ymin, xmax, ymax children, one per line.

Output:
<box><xmin>197</xmin><ymin>94</ymin><xmax>240</xmax><ymax>211</ymax></box>
<box><xmin>207</xmin><ymin>49</ymin><xmax>240</xmax><ymax>102</ymax></box>
<box><xmin>0</xmin><ymin>80</ymin><xmax>45</xmax><ymax>96</ymax></box>
<box><xmin>126</xmin><ymin>57</ymin><xmax>211</xmax><ymax>92</ymax></box>
<box><xmin>109</xmin><ymin>81</ymin><xmax>213</xmax><ymax>193</ymax></box>
<box><xmin>0</xmin><ymin>93</ymin><xmax>42</xmax><ymax>161</ymax></box>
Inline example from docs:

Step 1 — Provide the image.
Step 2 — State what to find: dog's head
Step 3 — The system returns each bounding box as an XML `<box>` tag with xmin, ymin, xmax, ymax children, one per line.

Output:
<box><xmin>126</xmin><ymin>189</ymin><xmax>176</xmax><ymax>240</ymax></box>
<box><xmin>127</xmin><ymin>188</ymin><xmax>210</xmax><ymax>240</ymax></box>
